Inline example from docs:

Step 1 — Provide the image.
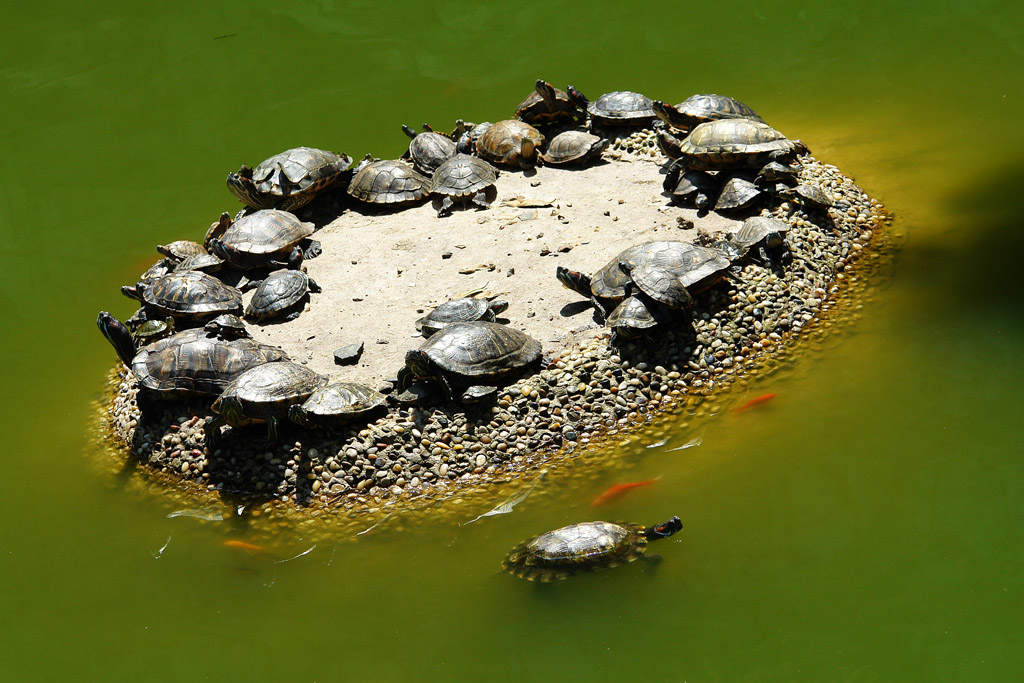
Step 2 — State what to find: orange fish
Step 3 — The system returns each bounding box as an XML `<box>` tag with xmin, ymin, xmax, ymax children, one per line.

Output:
<box><xmin>734</xmin><ymin>393</ymin><xmax>776</xmax><ymax>413</ymax></box>
<box><xmin>590</xmin><ymin>477</ymin><xmax>661</xmax><ymax>507</ymax></box>
<box><xmin>223</xmin><ymin>540</ymin><xmax>269</xmax><ymax>554</ymax></box>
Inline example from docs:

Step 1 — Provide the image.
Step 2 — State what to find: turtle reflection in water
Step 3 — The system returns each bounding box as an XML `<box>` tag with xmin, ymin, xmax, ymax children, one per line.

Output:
<box><xmin>502</xmin><ymin>516</ymin><xmax>683</xmax><ymax>582</ymax></box>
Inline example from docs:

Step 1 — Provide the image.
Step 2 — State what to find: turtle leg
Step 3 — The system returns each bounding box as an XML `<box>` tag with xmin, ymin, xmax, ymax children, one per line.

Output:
<box><xmin>473</xmin><ymin>186</ymin><xmax>497</xmax><ymax>209</ymax></box>
<box><xmin>204</xmin><ymin>415</ymin><xmax>226</xmax><ymax>445</ymax></box>
<box><xmin>265</xmin><ymin>416</ymin><xmax>281</xmax><ymax>445</ymax></box>
<box><xmin>436</xmin><ymin>196</ymin><xmax>454</xmax><ymax>217</ymax></box>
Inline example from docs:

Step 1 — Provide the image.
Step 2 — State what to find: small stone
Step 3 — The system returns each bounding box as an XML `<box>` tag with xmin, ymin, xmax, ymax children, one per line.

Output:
<box><xmin>333</xmin><ymin>342</ymin><xmax>364</xmax><ymax>365</ymax></box>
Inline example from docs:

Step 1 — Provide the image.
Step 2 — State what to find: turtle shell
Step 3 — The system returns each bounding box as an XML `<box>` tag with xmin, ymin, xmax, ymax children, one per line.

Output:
<box><xmin>430</xmin><ymin>154</ymin><xmax>498</xmax><ymax>199</ymax></box>
<box><xmin>289</xmin><ymin>382</ymin><xmax>386</xmax><ymax>428</ymax></box>
<box><xmin>403</xmin><ymin>127</ymin><xmax>457</xmax><ymax>175</ymax></box>
<box><xmin>204</xmin><ymin>313</ymin><xmax>249</xmax><ymax>338</ymax></box>
<box><xmin>416</xmin><ymin>297</ymin><xmax>507</xmax><ymax>337</ymax></box>
<box><xmin>476</xmin><ymin>120</ymin><xmax>544</xmax><ymax>168</ymax></box>
<box><xmin>678</xmin><ymin>119</ymin><xmax>804</xmax><ymax>171</ymax></box>
<box><xmin>208</xmin><ymin>210</ymin><xmax>315</xmax><ymax>270</ymax></box>
<box><xmin>173</xmin><ymin>253</ymin><xmax>224</xmax><ymax>274</ymax></box>
<box><xmin>502</xmin><ymin>521</ymin><xmax>647</xmax><ymax>581</ymax></box>
<box><xmin>624</xmin><ymin>262</ymin><xmax>695</xmax><ymax>310</ymax></box>
<box><xmin>131</xmin><ymin>328</ymin><xmax>288</xmax><ymax>397</ymax></box>
<box><xmin>347</xmin><ymin>159</ymin><xmax>430</xmax><ymax>205</ymax></box>
<box><xmin>653</xmin><ymin>94</ymin><xmax>763</xmax><ymax>130</ymax></box>
<box><xmin>539</xmin><ymin>131</ymin><xmax>608</xmax><ymax>165</ymax></box>
<box><xmin>137</xmin><ymin>271</ymin><xmax>243</xmax><ymax>319</ymax></box>
<box><xmin>607</xmin><ymin>294</ymin><xmax>660</xmax><ymax>338</ymax></box>
<box><xmin>782</xmin><ymin>183</ymin><xmax>834</xmax><ymax>210</ymax></box>
<box><xmin>227</xmin><ymin>147</ymin><xmax>353</xmax><ymax>211</ymax></box>
<box><xmin>212</xmin><ymin>361</ymin><xmax>327</xmax><ymax>425</ymax></box>
<box><xmin>714</xmin><ymin>176</ymin><xmax>763</xmax><ymax>213</ymax></box>
<box><xmin>245</xmin><ymin>269</ymin><xmax>314</xmax><ymax>321</ymax></box>
<box><xmin>157</xmin><ymin>240</ymin><xmax>207</xmax><ymax>261</ymax></box>
<box><xmin>734</xmin><ymin>216</ymin><xmax>791</xmax><ymax>252</ymax></box>
<box><xmin>575</xmin><ymin>88</ymin><xmax>654</xmax><ymax>125</ymax></box>
<box><xmin>414</xmin><ymin>321</ymin><xmax>541</xmax><ymax>379</ymax></box>
<box><xmin>666</xmin><ymin>168</ymin><xmax>720</xmax><ymax>209</ymax></box>
<box><xmin>620</xmin><ymin>242</ymin><xmax>731</xmax><ymax>293</ymax></box>
<box><xmin>514</xmin><ymin>79</ymin><xmax>582</xmax><ymax>127</ymax></box>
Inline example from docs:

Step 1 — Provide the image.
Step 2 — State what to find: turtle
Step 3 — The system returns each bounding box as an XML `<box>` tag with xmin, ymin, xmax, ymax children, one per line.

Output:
<box><xmin>476</xmin><ymin>120</ymin><xmax>544</xmax><ymax>169</ymax></box>
<box><xmin>606</xmin><ymin>293</ymin><xmax>661</xmax><ymax>345</ymax></box>
<box><xmin>653</xmin><ymin>121</ymin><xmax>685</xmax><ymax>159</ymax></box>
<box><xmin>244</xmin><ymin>269</ymin><xmax>321</xmax><ymax>322</ymax></box>
<box><xmin>206</xmin><ymin>209</ymin><xmax>315</xmax><ymax>271</ymax></box>
<box><xmin>206</xmin><ymin>361</ymin><xmax>328</xmax><ymax>443</ymax></box>
<box><xmin>288</xmin><ymin>382</ymin><xmax>387</xmax><ymax>429</ymax></box>
<box><xmin>157</xmin><ymin>240</ymin><xmax>207</xmax><ymax>262</ymax></box>
<box><xmin>664</xmin><ymin>167</ymin><xmax>720</xmax><ymax>210</ymax></box>
<box><xmin>619</xmin><ymin>241</ymin><xmax>732</xmax><ymax>294</ymax></box>
<box><xmin>539</xmin><ymin>130</ymin><xmax>609</xmax><ymax>166</ymax></box>
<box><xmin>96</xmin><ymin>312</ymin><xmax>288</xmax><ymax>397</ymax></box>
<box><xmin>415</xmin><ymin>297</ymin><xmax>510</xmax><ymax>337</ymax></box>
<box><xmin>204</xmin><ymin>313</ymin><xmax>250</xmax><ymax>338</ymax></box>
<box><xmin>514</xmin><ymin>79</ymin><xmax>584</xmax><ymax>127</ymax></box>
<box><xmin>779</xmin><ymin>183</ymin><xmax>835</xmax><ymax>214</ymax></box>
<box><xmin>717</xmin><ymin>216</ymin><xmax>792</xmax><ymax>262</ymax></box>
<box><xmin>652</xmin><ymin>94</ymin><xmax>764</xmax><ymax>131</ymax></box>
<box><xmin>226</xmin><ymin>147</ymin><xmax>353</xmax><ymax>211</ymax></box>
<box><xmin>755</xmin><ymin>160</ymin><xmax>801</xmax><ymax>189</ymax></box>
<box><xmin>714</xmin><ymin>176</ymin><xmax>764</xmax><ymax>214</ymax></box>
<box><xmin>346</xmin><ymin>158</ymin><xmax>430</xmax><ymax>205</ymax></box>
<box><xmin>429</xmin><ymin>154</ymin><xmax>499</xmax><ymax>216</ymax></box>
<box><xmin>121</xmin><ymin>270</ymin><xmax>243</xmax><ymax>322</ymax></box>
<box><xmin>402</xmin><ymin>124</ymin><xmax>457</xmax><ymax>176</ymax></box>
<box><xmin>555</xmin><ymin>244</ymin><xmax>646</xmax><ymax>321</ymax></box>
<box><xmin>172</xmin><ymin>252</ymin><xmax>224</xmax><ymax>274</ymax></box>
<box><xmin>566</xmin><ymin>86</ymin><xmax>655</xmax><ymax>127</ymax></box>
<box><xmin>501</xmin><ymin>516</ymin><xmax>683</xmax><ymax>582</ymax></box>
<box><xmin>132</xmin><ymin>316</ymin><xmax>175</xmax><ymax>345</ymax></box>
<box><xmin>399</xmin><ymin>321</ymin><xmax>542</xmax><ymax>403</ymax></box>
<box><xmin>674</xmin><ymin>118</ymin><xmax>808</xmax><ymax>173</ymax></box>
<box><xmin>137</xmin><ymin>257</ymin><xmax>174</xmax><ymax>284</ymax></box>
<box><xmin>456</xmin><ymin>120</ymin><xmax>492</xmax><ymax>154</ymax></box>
<box><xmin>619</xmin><ymin>259</ymin><xmax>696</xmax><ymax>310</ymax></box>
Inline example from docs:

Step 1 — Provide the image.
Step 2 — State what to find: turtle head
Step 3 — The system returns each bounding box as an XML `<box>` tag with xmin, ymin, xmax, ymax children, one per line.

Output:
<box><xmin>566</xmin><ymin>85</ymin><xmax>589</xmax><ymax>110</ymax></box>
<box><xmin>487</xmin><ymin>298</ymin><xmax>510</xmax><ymax>316</ymax></box>
<box><xmin>288</xmin><ymin>403</ymin><xmax>312</xmax><ymax>429</ymax></box>
<box><xmin>555</xmin><ymin>266</ymin><xmax>592</xmax><ymax>297</ymax></box>
<box><xmin>211</xmin><ymin>394</ymin><xmax>245</xmax><ymax>427</ymax></box>
<box><xmin>203</xmin><ymin>211</ymin><xmax>232</xmax><ymax>249</ymax></box>
<box><xmin>96</xmin><ymin>311</ymin><xmax>137</xmax><ymax>367</ymax></box>
<box><xmin>404</xmin><ymin>349</ymin><xmax>437</xmax><ymax>382</ymax></box>
<box><xmin>643</xmin><ymin>516</ymin><xmax>683</xmax><ymax>541</ymax></box>
<box><xmin>401</xmin><ymin>124</ymin><xmax>418</xmax><ymax>140</ymax></box>
<box><xmin>120</xmin><ymin>283</ymin><xmax>145</xmax><ymax>302</ymax></box>
<box><xmin>226</xmin><ymin>167</ymin><xmax>260</xmax><ymax>207</ymax></box>
<box><xmin>535</xmin><ymin>79</ymin><xmax>557</xmax><ymax>104</ymax></box>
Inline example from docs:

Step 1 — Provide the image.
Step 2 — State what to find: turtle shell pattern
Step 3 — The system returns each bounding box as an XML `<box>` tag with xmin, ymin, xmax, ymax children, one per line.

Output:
<box><xmin>587</xmin><ymin>91</ymin><xmax>655</xmax><ymax>124</ymax></box>
<box><xmin>620</xmin><ymin>242</ymin><xmax>731</xmax><ymax>293</ymax></box>
<box><xmin>245</xmin><ymin>270</ymin><xmax>312</xmax><ymax>321</ymax></box>
<box><xmin>213</xmin><ymin>361</ymin><xmax>328</xmax><ymax>424</ymax></box>
<box><xmin>228</xmin><ymin>147</ymin><xmax>352</xmax><ymax>210</ymax></box>
<box><xmin>429</xmin><ymin>154</ymin><xmax>498</xmax><ymax>198</ymax></box>
<box><xmin>714</xmin><ymin>177</ymin><xmax>763</xmax><ymax>213</ymax></box>
<box><xmin>141</xmin><ymin>271</ymin><xmax>243</xmax><ymax>318</ymax></box>
<box><xmin>587</xmin><ymin>244</ymin><xmax>645</xmax><ymax>299</ymax></box>
<box><xmin>291</xmin><ymin>382</ymin><xmax>386</xmax><ymax>426</ymax></box>
<box><xmin>131</xmin><ymin>328</ymin><xmax>288</xmax><ymax>397</ymax></box>
<box><xmin>654</xmin><ymin>94</ymin><xmax>763</xmax><ymax>130</ymax></box>
<box><xmin>476</xmin><ymin>120</ymin><xmax>544</xmax><ymax>167</ymax></box>
<box><xmin>539</xmin><ymin>131</ymin><xmax>608</xmax><ymax>165</ymax></box>
<box><xmin>406</xmin><ymin>131</ymin><xmax>457</xmax><ymax>175</ymax></box>
<box><xmin>417</xmin><ymin>321</ymin><xmax>541</xmax><ymax>379</ymax></box>
<box><xmin>416</xmin><ymin>297</ymin><xmax>495</xmax><ymax>336</ymax></box>
<box><xmin>502</xmin><ymin>521</ymin><xmax>649</xmax><ymax>581</ymax></box>
<box><xmin>212</xmin><ymin>210</ymin><xmax>315</xmax><ymax>268</ymax></box>
<box><xmin>677</xmin><ymin>119</ymin><xmax>801</xmax><ymax>171</ymax></box>
<box><xmin>607</xmin><ymin>295</ymin><xmax>659</xmax><ymax>332</ymax></box>
<box><xmin>514</xmin><ymin>80</ymin><xmax>581</xmax><ymax>126</ymax></box>
<box><xmin>734</xmin><ymin>216</ymin><xmax>791</xmax><ymax>251</ymax></box>
<box><xmin>347</xmin><ymin>160</ymin><xmax>429</xmax><ymax>204</ymax></box>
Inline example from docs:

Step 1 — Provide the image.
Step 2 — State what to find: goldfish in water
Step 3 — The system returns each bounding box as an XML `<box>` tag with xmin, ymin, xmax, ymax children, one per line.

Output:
<box><xmin>223</xmin><ymin>540</ymin><xmax>269</xmax><ymax>554</ymax></box>
<box><xmin>590</xmin><ymin>476</ymin><xmax>661</xmax><ymax>507</ymax></box>
<box><xmin>734</xmin><ymin>393</ymin><xmax>776</xmax><ymax>413</ymax></box>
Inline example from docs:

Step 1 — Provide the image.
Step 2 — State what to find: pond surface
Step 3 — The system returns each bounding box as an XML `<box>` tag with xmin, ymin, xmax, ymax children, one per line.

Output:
<box><xmin>3</xmin><ymin>1</ymin><xmax>1023</xmax><ymax>679</ymax></box>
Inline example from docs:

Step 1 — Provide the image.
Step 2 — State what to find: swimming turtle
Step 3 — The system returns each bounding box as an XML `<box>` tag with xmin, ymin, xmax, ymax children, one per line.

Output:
<box><xmin>244</xmin><ymin>269</ymin><xmax>320</xmax><ymax>322</ymax></box>
<box><xmin>606</xmin><ymin>293</ymin><xmax>661</xmax><ymax>345</ymax></box>
<box><xmin>539</xmin><ymin>130</ymin><xmax>609</xmax><ymax>166</ymax></box>
<box><xmin>429</xmin><ymin>154</ymin><xmax>499</xmax><ymax>216</ymax></box>
<box><xmin>121</xmin><ymin>270</ymin><xmax>243</xmax><ymax>322</ymax></box>
<box><xmin>514</xmin><ymin>79</ymin><xmax>583</xmax><ymax>127</ymax></box>
<box><xmin>399</xmin><ymin>321</ymin><xmax>542</xmax><ymax>403</ymax></box>
<box><xmin>289</xmin><ymin>382</ymin><xmax>387</xmax><ymax>429</ymax></box>
<box><xmin>415</xmin><ymin>296</ymin><xmax>509</xmax><ymax>337</ymax></box>
<box><xmin>347</xmin><ymin>158</ymin><xmax>430</xmax><ymax>205</ymax></box>
<box><xmin>674</xmin><ymin>119</ymin><xmax>808</xmax><ymax>173</ymax></box>
<box><xmin>226</xmin><ymin>147</ymin><xmax>353</xmax><ymax>211</ymax></box>
<box><xmin>476</xmin><ymin>120</ymin><xmax>544</xmax><ymax>169</ymax></box>
<box><xmin>402</xmin><ymin>124</ymin><xmax>458</xmax><ymax>176</ymax></box>
<box><xmin>502</xmin><ymin>516</ymin><xmax>683</xmax><ymax>582</ymax></box>
<box><xmin>96</xmin><ymin>312</ymin><xmax>288</xmax><ymax>397</ymax></box>
<box><xmin>714</xmin><ymin>176</ymin><xmax>764</xmax><ymax>214</ymax></box>
<box><xmin>652</xmin><ymin>94</ymin><xmax>763</xmax><ymax>131</ymax></box>
<box><xmin>207</xmin><ymin>209</ymin><xmax>315</xmax><ymax>271</ymax></box>
<box><xmin>206</xmin><ymin>361</ymin><xmax>328</xmax><ymax>443</ymax></box>
<box><xmin>566</xmin><ymin>86</ymin><xmax>655</xmax><ymax>127</ymax></box>
<box><xmin>204</xmin><ymin>313</ymin><xmax>250</xmax><ymax>338</ymax></box>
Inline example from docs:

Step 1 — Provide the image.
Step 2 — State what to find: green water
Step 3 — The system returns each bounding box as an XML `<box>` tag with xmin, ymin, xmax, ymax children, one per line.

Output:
<box><xmin>3</xmin><ymin>0</ymin><xmax>1024</xmax><ymax>679</ymax></box>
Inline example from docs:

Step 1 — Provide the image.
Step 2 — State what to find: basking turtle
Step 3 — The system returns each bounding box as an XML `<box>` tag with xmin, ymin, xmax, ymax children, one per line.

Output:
<box><xmin>204</xmin><ymin>313</ymin><xmax>250</xmax><ymax>338</ymax></box>
<box><xmin>556</xmin><ymin>244</ymin><xmax>645</xmax><ymax>320</ymax></box>
<box><xmin>567</xmin><ymin>86</ymin><xmax>655</xmax><ymax>127</ymax></box>
<box><xmin>664</xmin><ymin>167</ymin><xmax>719</xmax><ymax>210</ymax></box>
<box><xmin>653</xmin><ymin>121</ymin><xmax>685</xmax><ymax>159</ymax></box>
<box><xmin>206</xmin><ymin>361</ymin><xmax>328</xmax><ymax>443</ymax></box>
<box><xmin>226</xmin><ymin>147</ymin><xmax>352</xmax><ymax>211</ymax></box>
<box><xmin>514</xmin><ymin>79</ymin><xmax>583</xmax><ymax>127</ymax></box>
<box><xmin>402</xmin><ymin>124</ymin><xmax>457</xmax><ymax>176</ymax></box>
<box><xmin>347</xmin><ymin>158</ymin><xmax>430</xmax><ymax>205</ymax></box>
<box><xmin>539</xmin><ymin>130</ymin><xmax>608</xmax><ymax>166</ymax></box>
<box><xmin>476</xmin><ymin>120</ymin><xmax>544</xmax><ymax>169</ymax></box>
<box><xmin>415</xmin><ymin>297</ymin><xmax>509</xmax><ymax>337</ymax></box>
<box><xmin>96</xmin><ymin>312</ymin><xmax>288</xmax><ymax>397</ymax></box>
<box><xmin>157</xmin><ymin>240</ymin><xmax>207</xmax><ymax>262</ymax></box>
<box><xmin>606</xmin><ymin>293</ymin><xmax>661</xmax><ymax>345</ymax></box>
<box><xmin>244</xmin><ymin>268</ymin><xmax>320</xmax><ymax>322</ymax></box>
<box><xmin>674</xmin><ymin>119</ymin><xmax>807</xmax><ymax>173</ymax></box>
<box><xmin>718</xmin><ymin>216</ymin><xmax>792</xmax><ymax>262</ymax></box>
<box><xmin>779</xmin><ymin>183</ymin><xmax>834</xmax><ymax>213</ymax></box>
<box><xmin>207</xmin><ymin>209</ymin><xmax>315</xmax><ymax>270</ymax></box>
<box><xmin>429</xmin><ymin>154</ymin><xmax>499</xmax><ymax>216</ymax></box>
<box><xmin>619</xmin><ymin>241</ymin><xmax>732</xmax><ymax>294</ymax></box>
<box><xmin>400</xmin><ymin>321</ymin><xmax>542</xmax><ymax>403</ymax></box>
<box><xmin>502</xmin><ymin>516</ymin><xmax>683</xmax><ymax>582</ymax></box>
<box><xmin>137</xmin><ymin>258</ymin><xmax>174</xmax><ymax>284</ymax></box>
<box><xmin>173</xmin><ymin>252</ymin><xmax>224</xmax><ymax>274</ymax></box>
<box><xmin>289</xmin><ymin>382</ymin><xmax>387</xmax><ymax>429</ymax></box>
<box><xmin>653</xmin><ymin>94</ymin><xmax>763</xmax><ymax>131</ymax></box>
<box><xmin>714</xmin><ymin>176</ymin><xmax>764</xmax><ymax>214</ymax></box>
<box><xmin>121</xmin><ymin>270</ymin><xmax>243</xmax><ymax>322</ymax></box>
<box><xmin>619</xmin><ymin>260</ymin><xmax>695</xmax><ymax>311</ymax></box>
<box><xmin>456</xmin><ymin>120</ymin><xmax>492</xmax><ymax>155</ymax></box>
<box><xmin>132</xmin><ymin>317</ymin><xmax>175</xmax><ymax>346</ymax></box>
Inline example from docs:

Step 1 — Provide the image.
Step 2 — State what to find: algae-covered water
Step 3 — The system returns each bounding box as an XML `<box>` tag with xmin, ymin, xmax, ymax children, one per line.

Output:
<box><xmin>3</xmin><ymin>1</ymin><xmax>1024</xmax><ymax>679</ymax></box>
